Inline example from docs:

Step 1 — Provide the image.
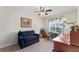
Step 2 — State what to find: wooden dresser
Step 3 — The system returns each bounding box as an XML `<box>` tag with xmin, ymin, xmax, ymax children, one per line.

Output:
<box><xmin>53</xmin><ymin>31</ymin><xmax>79</xmax><ymax>52</ymax></box>
<box><xmin>70</xmin><ymin>31</ymin><xmax>79</xmax><ymax>46</ymax></box>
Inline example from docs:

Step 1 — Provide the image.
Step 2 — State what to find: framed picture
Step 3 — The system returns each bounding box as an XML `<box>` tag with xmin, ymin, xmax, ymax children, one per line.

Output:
<box><xmin>21</xmin><ymin>17</ymin><xmax>32</xmax><ymax>28</ymax></box>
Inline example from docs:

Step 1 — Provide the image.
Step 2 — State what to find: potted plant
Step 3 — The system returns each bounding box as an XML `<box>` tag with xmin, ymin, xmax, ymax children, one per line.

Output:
<box><xmin>71</xmin><ymin>24</ymin><xmax>79</xmax><ymax>31</ymax></box>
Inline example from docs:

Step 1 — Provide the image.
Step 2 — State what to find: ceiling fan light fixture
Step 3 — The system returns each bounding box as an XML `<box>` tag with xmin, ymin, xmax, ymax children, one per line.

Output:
<box><xmin>39</xmin><ymin>12</ymin><xmax>47</xmax><ymax>15</ymax></box>
<box><xmin>38</xmin><ymin>12</ymin><xmax>43</xmax><ymax>15</ymax></box>
<box><xmin>45</xmin><ymin>13</ymin><xmax>48</xmax><ymax>15</ymax></box>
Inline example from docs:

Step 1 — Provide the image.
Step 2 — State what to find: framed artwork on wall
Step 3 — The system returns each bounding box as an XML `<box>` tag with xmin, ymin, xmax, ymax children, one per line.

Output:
<box><xmin>21</xmin><ymin>17</ymin><xmax>32</xmax><ymax>28</ymax></box>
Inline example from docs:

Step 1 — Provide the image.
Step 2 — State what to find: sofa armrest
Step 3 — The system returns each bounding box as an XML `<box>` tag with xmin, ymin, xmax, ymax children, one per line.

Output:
<box><xmin>18</xmin><ymin>36</ymin><xmax>25</xmax><ymax>49</ymax></box>
<box><xmin>19</xmin><ymin>36</ymin><xmax>24</xmax><ymax>39</ymax></box>
<box><xmin>34</xmin><ymin>34</ymin><xmax>39</xmax><ymax>36</ymax></box>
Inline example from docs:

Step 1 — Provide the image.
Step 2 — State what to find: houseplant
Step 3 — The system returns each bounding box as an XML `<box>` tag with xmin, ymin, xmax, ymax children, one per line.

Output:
<box><xmin>71</xmin><ymin>24</ymin><xmax>79</xmax><ymax>31</ymax></box>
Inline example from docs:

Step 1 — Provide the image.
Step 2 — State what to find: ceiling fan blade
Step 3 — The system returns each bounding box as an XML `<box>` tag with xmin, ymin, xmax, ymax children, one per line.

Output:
<box><xmin>45</xmin><ymin>9</ymin><xmax>52</xmax><ymax>12</ymax></box>
<box><xmin>34</xmin><ymin>11</ymin><xmax>40</xmax><ymax>12</ymax></box>
<box><xmin>40</xmin><ymin>7</ymin><xmax>43</xmax><ymax>11</ymax></box>
<box><xmin>40</xmin><ymin>7</ymin><xmax>45</xmax><ymax>12</ymax></box>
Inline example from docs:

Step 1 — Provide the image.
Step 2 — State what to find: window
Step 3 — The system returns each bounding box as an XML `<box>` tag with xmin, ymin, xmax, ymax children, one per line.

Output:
<box><xmin>49</xmin><ymin>18</ymin><xmax>64</xmax><ymax>34</ymax></box>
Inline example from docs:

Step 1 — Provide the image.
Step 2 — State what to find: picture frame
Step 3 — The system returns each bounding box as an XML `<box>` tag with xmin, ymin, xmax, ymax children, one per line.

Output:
<box><xmin>21</xmin><ymin>17</ymin><xmax>32</xmax><ymax>28</ymax></box>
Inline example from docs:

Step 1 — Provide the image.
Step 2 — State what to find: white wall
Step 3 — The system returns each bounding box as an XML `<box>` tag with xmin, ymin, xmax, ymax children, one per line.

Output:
<box><xmin>42</xmin><ymin>10</ymin><xmax>77</xmax><ymax>34</ymax></box>
<box><xmin>77</xmin><ymin>7</ymin><xmax>79</xmax><ymax>26</ymax></box>
<box><xmin>0</xmin><ymin>7</ymin><xmax>43</xmax><ymax>48</ymax></box>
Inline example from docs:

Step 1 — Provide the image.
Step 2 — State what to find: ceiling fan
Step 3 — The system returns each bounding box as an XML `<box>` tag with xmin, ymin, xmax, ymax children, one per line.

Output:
<box><xmin>34</xmin><ymin>7</ymin><xmax>52</xmax><ymax>15</ymax></box>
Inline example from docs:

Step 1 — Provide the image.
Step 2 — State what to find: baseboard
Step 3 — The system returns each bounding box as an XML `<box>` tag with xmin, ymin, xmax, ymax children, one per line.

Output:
<box><xmin>0</xmin><ymin>41</ymin><xmax>17</xmax><ymax>48</ymax></box>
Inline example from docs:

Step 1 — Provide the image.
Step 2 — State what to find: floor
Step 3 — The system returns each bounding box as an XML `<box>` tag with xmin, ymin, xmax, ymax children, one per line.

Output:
<box><xmin>0</xmin><ymin>38</ymin><xmax>53</xmax><ymax>52</ymax></box>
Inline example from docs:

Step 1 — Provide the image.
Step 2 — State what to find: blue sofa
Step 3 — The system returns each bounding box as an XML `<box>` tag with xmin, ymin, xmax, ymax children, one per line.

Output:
<box><xmin>18</xmin><ymin>30</ymin><xmax>39</xmax><ymax>49</ymax></box>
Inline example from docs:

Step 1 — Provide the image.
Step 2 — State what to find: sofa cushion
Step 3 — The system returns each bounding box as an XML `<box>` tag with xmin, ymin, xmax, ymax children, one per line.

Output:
<box><xmin>19</xmin><ymin>30</ymin><xmax>35</xmax><ymax>36</ymax></box>
<box><xmin>23</xmin><ymin>36</ymin><xmax>38</xmax><ymax>42</ymax></box>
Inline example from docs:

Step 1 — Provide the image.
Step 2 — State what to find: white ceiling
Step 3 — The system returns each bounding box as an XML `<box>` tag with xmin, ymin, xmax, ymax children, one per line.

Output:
<box><xmin>8</xmin><ymin>6</ymin><xmax>77</xmax><ymax>18</ymax></box>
